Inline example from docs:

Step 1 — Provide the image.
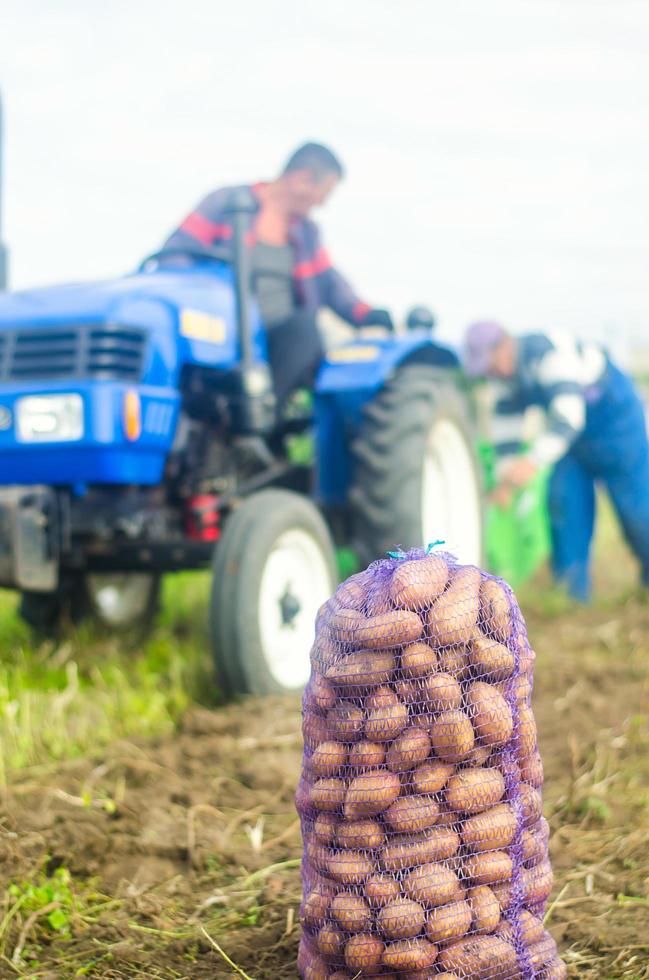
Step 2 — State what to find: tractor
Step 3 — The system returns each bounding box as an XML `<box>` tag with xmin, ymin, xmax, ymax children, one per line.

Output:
<box><xmin>0</xmin><ymin>100</ymin><xmax>549</xmax><ymax>695</ymax></box>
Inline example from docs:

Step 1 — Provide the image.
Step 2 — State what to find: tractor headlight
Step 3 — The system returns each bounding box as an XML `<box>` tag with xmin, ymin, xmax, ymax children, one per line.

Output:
<box><xmin>16</xmin><ymin>394</ymin><xmax>84</xmax><ymax>443</ymax></box>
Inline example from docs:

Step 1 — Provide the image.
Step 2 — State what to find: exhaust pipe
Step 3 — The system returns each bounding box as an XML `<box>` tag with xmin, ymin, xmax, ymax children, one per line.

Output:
<box><xmin>222</xmin><ymin>189</ymin><xmax>276</xmax><ymax>434</ymax></box>
<box><xmin>0</xmin><ymin>89</ymin><xmax>7</xmax><ymax>290</ymax></box>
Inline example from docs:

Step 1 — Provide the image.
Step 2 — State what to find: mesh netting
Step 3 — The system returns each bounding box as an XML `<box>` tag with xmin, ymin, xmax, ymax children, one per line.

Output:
<box><xmin>296</xmin><ymin>549</ymin><xmax>566</xmax><ymax>980</ymax></box>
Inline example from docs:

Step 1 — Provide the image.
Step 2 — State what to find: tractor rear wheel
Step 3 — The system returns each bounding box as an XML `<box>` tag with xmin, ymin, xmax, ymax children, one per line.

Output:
<box><xmin>349</xmin><ymin>363</ymin><xmax>484</xmax><ymax>566</ymax></box>
<box><xmin>210</xmin><ymin>489</ymin><xmax>337</xmax><ymax>696</ymax></box>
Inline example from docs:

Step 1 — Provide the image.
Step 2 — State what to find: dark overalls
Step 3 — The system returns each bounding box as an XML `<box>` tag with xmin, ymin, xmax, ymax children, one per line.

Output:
<box><xmin>548</xmin><ymin>362</ymin><xmax>649</xmax><ymax>600</ymax></box>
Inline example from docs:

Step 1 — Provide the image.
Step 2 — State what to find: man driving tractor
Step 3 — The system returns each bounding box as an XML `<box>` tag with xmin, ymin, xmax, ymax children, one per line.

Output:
<box><xmin>464</xmin><ymin>321</ymin><xmax>649</xmax><ymax>601</ymax></box>
<box><xmin>164</xmin><ymin>142</ymin><xmax>393</xmax><ymax>408</ymax></box>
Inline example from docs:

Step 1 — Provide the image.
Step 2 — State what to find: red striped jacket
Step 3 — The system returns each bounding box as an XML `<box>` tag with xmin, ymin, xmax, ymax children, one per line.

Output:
<box><xmin>163</xmin><ymin>183</ymin><xmax>372</xmax><ymax>325</ymax></box>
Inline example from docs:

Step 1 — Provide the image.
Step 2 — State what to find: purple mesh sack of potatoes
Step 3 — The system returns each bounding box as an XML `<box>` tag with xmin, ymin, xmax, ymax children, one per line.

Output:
<box><xmin>296</xmin><ymin>549</ymin><xmax>565</xmax><ymax>980</ymax></box>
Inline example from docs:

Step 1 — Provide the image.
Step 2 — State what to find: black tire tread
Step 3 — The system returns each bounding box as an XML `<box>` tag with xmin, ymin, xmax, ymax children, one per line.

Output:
<box><xmin>350</xmin><ymin>364</ymin><xmax>483</xmax><ymax>566</ymax></box>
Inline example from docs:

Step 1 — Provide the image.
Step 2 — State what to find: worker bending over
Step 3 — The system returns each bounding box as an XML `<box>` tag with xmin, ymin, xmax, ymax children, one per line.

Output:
<box><xmin>464</xmin><ymin>322</ymin><xmax>649</xmax><ymax>601</ymax></box>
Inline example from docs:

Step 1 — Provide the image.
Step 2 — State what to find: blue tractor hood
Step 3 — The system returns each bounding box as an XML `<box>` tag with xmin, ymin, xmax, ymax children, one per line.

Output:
<box><xmin>0</xmin><ymin>264</ymin><xmax>266</xmax><ymax>385</ymax></box>
<box><xmin>0</xmin><ymin>267</ymin><xmax>235</xmax><ymax>326</ymax></box>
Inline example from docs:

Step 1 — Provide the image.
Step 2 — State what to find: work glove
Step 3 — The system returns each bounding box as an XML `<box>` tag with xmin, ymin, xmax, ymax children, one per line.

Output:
<box><xmin>360</xmin><ymin>308</ymin><xmax>395</xmax><ymax>331</ymax></box>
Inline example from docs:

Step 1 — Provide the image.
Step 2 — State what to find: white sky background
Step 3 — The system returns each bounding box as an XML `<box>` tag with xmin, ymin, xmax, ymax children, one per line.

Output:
<box><xmin>1</xmin><ymin>0</ymin><xmax>648</xmax><ymax>352</ymax></box>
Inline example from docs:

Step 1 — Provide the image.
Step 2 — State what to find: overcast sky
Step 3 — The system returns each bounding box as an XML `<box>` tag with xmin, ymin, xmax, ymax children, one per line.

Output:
<box><xmin>1</xmin><ymin>0</ymin><xmax>648</xmax><ymax>350</ymax></box>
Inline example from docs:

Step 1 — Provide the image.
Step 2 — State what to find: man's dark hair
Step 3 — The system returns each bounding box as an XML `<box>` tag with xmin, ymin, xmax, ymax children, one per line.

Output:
<box><xmin>282</xmin><ymin>142</ymin><xmax>344</xmax><ymax>181</ymax></box>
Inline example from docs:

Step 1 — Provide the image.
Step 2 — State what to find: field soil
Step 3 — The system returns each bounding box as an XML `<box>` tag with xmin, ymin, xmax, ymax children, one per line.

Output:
<box><xmin>1</xmin><ymin>563</ymin><xmax>648</xmax><ymax>976</ymax></box>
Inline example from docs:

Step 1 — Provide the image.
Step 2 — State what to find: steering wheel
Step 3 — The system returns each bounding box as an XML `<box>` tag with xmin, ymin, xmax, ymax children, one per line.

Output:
<box><xmin>138</xmin><ymin>242</ymin><xmax>233</xmax><ymax>272</ymax></box>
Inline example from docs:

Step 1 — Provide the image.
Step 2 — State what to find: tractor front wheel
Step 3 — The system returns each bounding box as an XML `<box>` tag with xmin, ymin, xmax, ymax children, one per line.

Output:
<box><xmin>19</xmin><ymin>572</ymin><xmax>160</xmax><ymax>637</ymax></box>
<box><xmin>210</xmin><ymin>489</ymin><xmax>337</xmax><ymax>696</ymax></box>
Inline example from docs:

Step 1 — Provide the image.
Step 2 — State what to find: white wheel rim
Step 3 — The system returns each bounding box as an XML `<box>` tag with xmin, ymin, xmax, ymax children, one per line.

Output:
<box><xmin>258</xmin><ymin>528</ymin><xmax>333</xmax><ymax>689</ymax></box>
<box><xmin>85</xmin><ymin>573</ymin><xmax>154</xmax><ymax>628</ymax></box>
<box><xmin>422</xmin><ymin>418</ymin><xmax>482</xmax><ymax>565</ymax></box>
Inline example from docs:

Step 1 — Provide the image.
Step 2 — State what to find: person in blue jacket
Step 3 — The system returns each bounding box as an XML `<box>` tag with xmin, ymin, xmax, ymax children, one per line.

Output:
<box><xmin>464</xmin><ymin>321</ymin><xmax>649</xmax><ymax>601</ymax></box>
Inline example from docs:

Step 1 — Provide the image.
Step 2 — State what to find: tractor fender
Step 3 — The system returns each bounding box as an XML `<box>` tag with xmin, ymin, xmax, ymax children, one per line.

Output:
<box><xmin>316</xmin><ymin>331</ymin><xmax>459</xmax><ymax>395</ymax></box>
<box><xmin>314</xmin><ymin>332</ymin><xmax>461</xmax><ymax>507</ymax></box>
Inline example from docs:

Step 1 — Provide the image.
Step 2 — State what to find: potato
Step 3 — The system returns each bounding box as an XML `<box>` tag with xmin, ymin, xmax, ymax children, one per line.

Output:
<box><xmin>466</xmin><ymin>682</ymin><xmax>514</xmax><ymax>747</ymax></box>
<box><xmin>469</xmin><ymin>631</ymin><xmax>515</xmax><ymax>681</ymax></box>
<box><xmin>364</xmin><ymin>874</ymin><xmax>401</xmax><ymax>908</ymax></box>
<box><xmin>386</xmin><ymin>726</ymin><xmax>432</xmax><ymax>772</ymax></box>
<box><xmin>306</xmin><ymin>839</ymin><xmax>329</xmax><ymax>873</ymax></box>
<box><xmin>521</xmin><ymin>818</ymin><xmax>549</xmax><ymax>866</ymax></box>
<box><xmin>303</xmin><ymin>955</ymin><xmax>329</xmax><ymax>980</ymax></box>
<box><xmin>423</xmin><ymin>672</ymin><xmax>463</xmax><ymax>712</ymax></box>
<box><xmin>384</xmin><ymin>795</ymin><xmax>440</xmax><ymax>834</ymax></box>
<box><xmin>310</xmin><ymin>777</ymin><xmax>346</xmax><ymax>812</ymax></box>
<box><xmin>344</xmin><ymin>770</ymin><xmax>401</xmax><ymax>819</ymax></box>
<box><xmin>393</xmin><ymin>677</ymin><xmax>426</xmax><ymax>706</ymax></box>
<box><xmin>523</xmin><ymin>859</ymin><xmax>553</xmax><ymax>905</ymax></box>
<box><xmin>313</xmin><ymin>812</ymin><xmax>338</xmax><ymax>845</ymax></box>
<box><xmin>468</xmin><ymin>885</ymin><xmax>501</xmax><ymax>934</ymax></box>
<box><xmin>426</xmin><ymin>899</ymin><xmax>472</xmax><ymax>944</ymax></box>
<box><xmin>445</xmin><ymin>767</ymin><xmax>506</xmax><ymax>815</ymax></box>
<box><xmin>402</xmin><ymin>862</ymin><xmax>460</xmax><ymax>906</ymax></box>
<box><xmin>309</xmin><ymin>741</ymin><xmax>348</xmax><ymax>778</ymax></box>
<box><xmin>365</xmin><ymin>685</ymin><xmax>398</xmax><ymax>710</ymax></box>
<box><xmin>411</xmin><ymin>759</ymin><xmax>455</xmax><ymax>795</ymax></box>
<box><xmin>309</xmin><ymin>672</ymin><xmax>337</xmax><ymax>711</ymax></box>
<box><xmin>330</xmin><ymin>891</ymin><xmax>372</xmax><ymax>933</ymax></box>
<box><xmin>464</xmin><ymin>849</ymin><xmax>513</xmax><ymax>886</ymax></box>
<box><xmin>543</xmin><ymin>957</ymin><xmax>568</xmax><ymax>980</ymax></box>
<box><xmin>461</xmin><ymin>802</ymin><xmax>517</xmax><ymax>851</ymax></box>
<box><xmin>302</xmin><ymin>885</ymin><xmax>332</xmax><ymax>927</ymax></box>
<box><xmin>336</xmin><ymin>819</ymin><xmax>385</xmax><ymax>850</ymax></box>
<box><xmin>465</xmin><ymin>744</ymin><xmax>492</xmax><ymax>768</ymax></box>
<box><xmin>520</xmin><ymin>782</ymin><xmax>543</xmax><ymax>827</ymax></box>
<box><xmin>520</xmin><ymin>641</ymin><xmax>535</xmax><ymax>674</ymax></box>
<box><xmin>496</xmin><ymin>909</ymin><xmax>545</xmax><ymax>947</ymax></box>
<box><xmin>382</xmin><ymin>938</ymin><xmax>438</xmax><ymax>972</ymax></box>
<box><xmin>513</xmin><ymin>673</ymin><xmax>533</xmax><ymax>703</ymax></box>
<box><xmin>316</xmin><ymin>922</ymin><xmax>345</xmax><ymax>959</ymax></box>
<box><xmin>403</xmin><ymin>974</ymin><xmax>457</xmax><ymax>980</ymax></box>
<box><xmin>303</xmin><ymin>711</ymin><xmax>330</xmax><ymax>750</ymax></box>
<box><xmin>437</xmin><ymin>646</ymin><xmax>471</xmax><ymax>680</ymax></box>
<box><xmin>365</xmin><ymin>701</ymin><xmax>409</xmax><ymax>743</ymax></box>
<box><xmin>327</xmin><ymin>702</ymin><xmax>365</xmax><ymax>742</ymax></box>
<box><xmin>331</xmin><ymin>608</ymin><xmax>423</xmax><ymax>650</ymax></box>
<box><xmin>380</xmin><ymin>827</ymin><xmax>460</xmax><ymax>872</ymax></box>
<box><xmin>400</xmin><ymin>640</ymin><xmax>438</xmax><ymax>678</ymax></box>
<box><xmin>517</xmin><ymin>703</ymin><xmax>538</xmax><ymax>757</ymax></box>
<box><xmin>344</xmin><ymin>933</ymin><xmax>385</xmax><ymax>975</ymax></box>
<box><xmin>435</xmin><ymin>803</ymin><xmax>460</xmax><ymax>828</ymax></box>
<box><xmin>310</xmin><ymin>630</ymin><xmax>340</xmax><ymax>671</ymax></box>
<box><xmin>529</xmin><ymin>934</ymin><xmax>558</xmax><ymax>972</ymax></box>
<box><xmin>333</xmin><ymin>570</ymin><xmax>374</xmax><ymax>611</ymax></box>
<box><xmin>428</xmin><ymin>566</ymin><xmax>481</xmax><ymax>646</ymax></box>
<box><xmin>327</xmin><ymin>848</ymin><xmax>375</xmax><ymax>885</ymax></box>
<box><xmin>430</xmin><ymin>709</ymin><xmax>475</xmax><ymax>763</ymax></box>
<box><xmin>438</xmin><ymin>935</ymin><xmax>519</xmax><ymax>978</ymax></box>
<box><xmin>390</xmin><ymin>555</ymin><xmax>449</xmax><ymax>609</ymax></box>
<box><xmin>348</xmin><ymin>739</ymin><xmax>387</xmax><ymax>772</ymax></box>
<box><xmin>377</xmin><ymin>897</ymin><xmax>426</xmax><ymax>940</ymax></box>
<box><xmin>326</xmin><ymin>649</ymin><xmax>397</xmax><ymax>688</ymax></box>
<box><xmin>519</xmin><ymin>748</ymin><xmax>544</xmax><ymax>787</ymax></box>
<box><xmin>490</xmin><ymin>880</ymin><xmax>512</xmax><ymax>911</ymax></box>
<box><xmin>479</xmin><ymin>578</ymin><xmax>512</xmax><ymax>640</ymax></box>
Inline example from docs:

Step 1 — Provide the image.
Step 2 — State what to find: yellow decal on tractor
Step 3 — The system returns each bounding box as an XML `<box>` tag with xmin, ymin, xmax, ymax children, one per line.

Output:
<box><xmin>180</xmin><ymin>310</ymin><xmax>227</xmax><ymax>344</ymax></box>
<box><xmin>328</xmin><ymin>345</ymin><xmax>380</xmax><ymax>363</ymax></box>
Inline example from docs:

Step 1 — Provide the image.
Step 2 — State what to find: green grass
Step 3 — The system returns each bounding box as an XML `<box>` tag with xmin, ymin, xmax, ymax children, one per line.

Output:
<box><xmin>0</xmin><ymin>572</ymin><xmax>216</xmax><ymax>783</ymax></box>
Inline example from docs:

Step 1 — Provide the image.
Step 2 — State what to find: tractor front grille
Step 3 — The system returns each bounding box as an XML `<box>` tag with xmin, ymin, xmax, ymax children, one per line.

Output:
<box><xmin>0</xmin><ymin>325</ymin><xmax>147</xmax><ymax>382</ymax></box>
